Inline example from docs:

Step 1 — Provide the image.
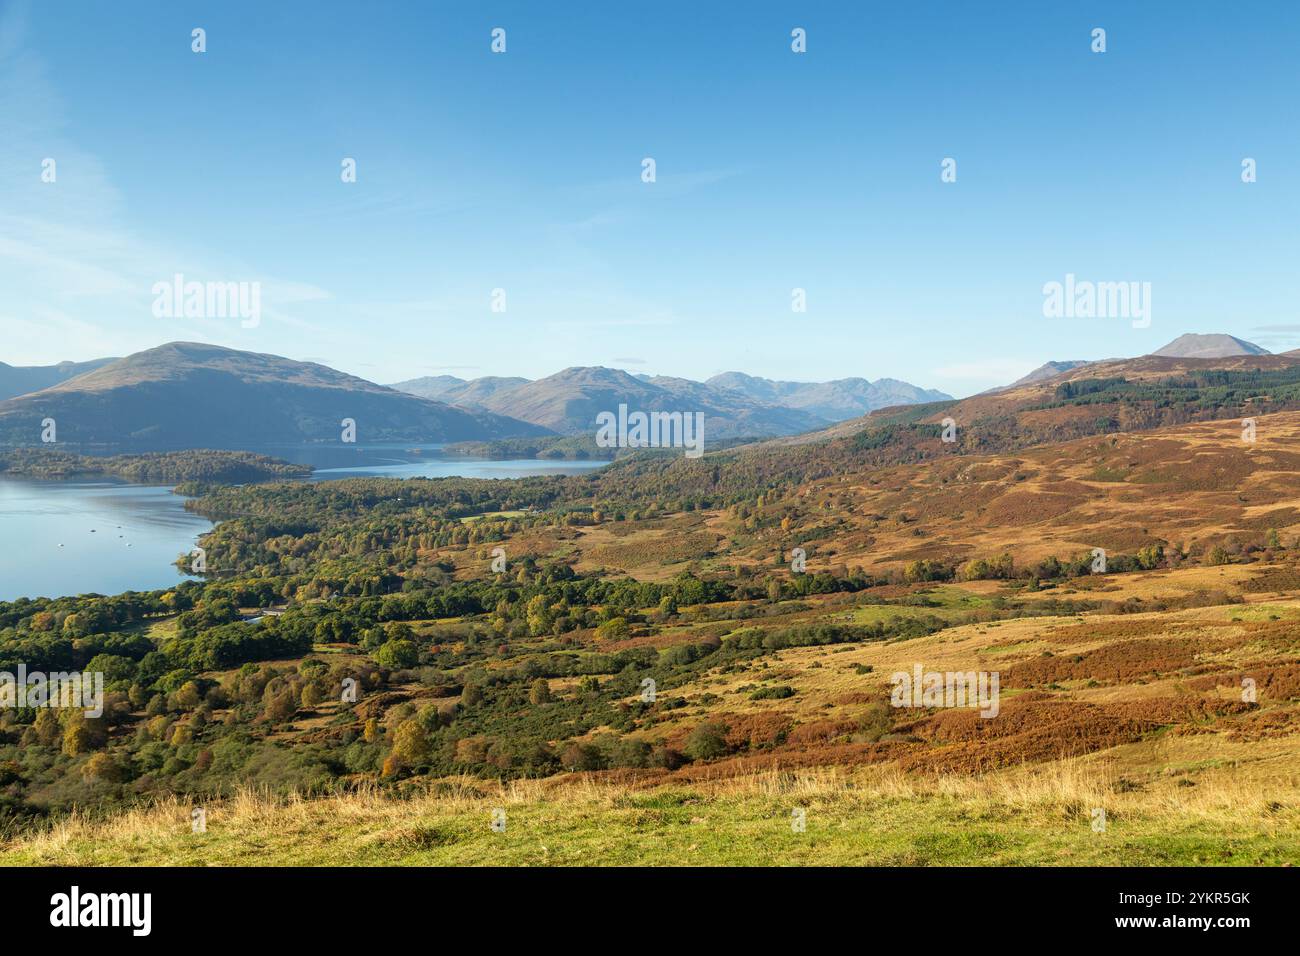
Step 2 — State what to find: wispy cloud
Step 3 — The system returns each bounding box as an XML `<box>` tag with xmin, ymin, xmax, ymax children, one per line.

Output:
<box><xmin>0</xmin><ymin>3</ymin><xmax>332</xmax><ymax>362</ymax></box>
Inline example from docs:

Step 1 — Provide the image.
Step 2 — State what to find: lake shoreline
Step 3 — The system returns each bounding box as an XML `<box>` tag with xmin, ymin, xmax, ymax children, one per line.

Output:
<box><xmin>0</xmin><ymin>450</ymin><xmax>605</xmax><ymax>602</ymax></box>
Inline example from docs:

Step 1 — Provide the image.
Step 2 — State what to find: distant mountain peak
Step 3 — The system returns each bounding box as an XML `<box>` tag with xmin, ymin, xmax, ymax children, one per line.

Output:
<box><xmin>0</xmin><ymin>343</ymin><xmax>546</xmax><ymax>447</ymax></box>
<box><xmin>0</xmin><ymin>355</ymin><xmax>118</xmax><ymax>401</ymax></box>
<box><xmin>1007</xmin><ymin>360</ymin><xmax>1091</xmax><ymax>388</ymax></box>
<box><xmin>704</xmin><ymin>371</ymin><xmax>951</xmax><ymax>422</ymax></box>
<box><xmin>1151</xmin><ymin>334</ymin><xmax>1269</xmax><ymax>359</ymax></box>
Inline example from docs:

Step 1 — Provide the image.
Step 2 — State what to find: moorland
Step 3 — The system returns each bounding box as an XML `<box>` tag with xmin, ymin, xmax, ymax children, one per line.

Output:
<box><xmin>1</xmin><ymin>346</ymin><xmax>1299</xmax><ymax>865</ymax></box>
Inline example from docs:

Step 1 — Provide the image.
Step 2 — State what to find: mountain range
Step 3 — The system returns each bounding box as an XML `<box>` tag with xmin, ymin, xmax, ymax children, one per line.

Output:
<box><xmin>0</xmin><ymin>333</ymin><xmax>1280</xmax><ymax>451</ymax></box>
<box><xmin>0</xmin><ymin>343</ymin><xmax>545</xmax><ymax>448</ymax></box>
<box><xmin>701</xmin><ymin>372</ymin><xmax>951</xmax><ymax>421</ymax></box>
<box><xmin>389</xmin><ymin>367</ymin><xmax>951</xmax><ymax>437</ymax></box>
<box><xmin>390</xmin><ymin>366</ymin><xmax>830</xmax><ymax>439</ymax></box>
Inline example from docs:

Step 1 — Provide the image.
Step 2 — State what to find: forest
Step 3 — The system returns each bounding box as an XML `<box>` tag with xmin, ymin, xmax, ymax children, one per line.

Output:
<box><xmin>0</xmin><ymin>448</ymin><xmax>312</xmax><ymax>484</ymax></box>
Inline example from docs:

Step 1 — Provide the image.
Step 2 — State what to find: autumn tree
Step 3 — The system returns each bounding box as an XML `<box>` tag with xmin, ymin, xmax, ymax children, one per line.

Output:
<box><xmin>81</xmin><ymin>753</ymin><xmax>123</xmax><ymax>783</ymax></box>
<box><xmin>62</xmin><ymin>711</ymin><xmax>108</xmax><ymax>756</ymax></box>
<box><xmin>391</xmin><ymin>719</ymin><xmax>430</xmax><ymax>765</ymax></box>
<box><xmin>528</xmin><ymin>678</ymin><xmax>552</xmax><ymax>705</ymax></box>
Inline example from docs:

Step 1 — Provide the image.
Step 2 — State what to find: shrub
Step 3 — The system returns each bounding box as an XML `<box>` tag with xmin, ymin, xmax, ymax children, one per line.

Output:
<box><xmin>684</xmin><ymin>721</ymin><xmax>730</xmax><ymax>761</ymax></box>
<box><xmin>61</xmin><ymin>712</ymin><xmax>107</xmax><ymax>756</ymax></box>
<box><xmin>528</xmin><ymin>678</ymin><xmax>552</xmax><ymax>705</ymax></box>
<box><xmin>375</xmin><ymin>639</ymin><xmax>419</xmax><ymax>670</ymax></box>
<box><xmin>749</xmin><ymin>685</ymin><xmax>796</xmax><ymax>700</ymax></box>
<box><xmin>596</xmin><ymin>617</ymin><xmax>630</xmax><ymax>641</ymax></box>
<box><xmin>80</xmin><ymin>752</ymin><xmax>123</xmax><ymax>782</ymax></box>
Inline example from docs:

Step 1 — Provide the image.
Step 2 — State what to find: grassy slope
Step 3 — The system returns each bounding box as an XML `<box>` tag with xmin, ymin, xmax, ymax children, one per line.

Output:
<box><xmin>8</xmin><ymin>747</ymin><xmax>1297</xmax><ymax>866</ymax></box>
<box><xmin>9</xmin><ymin>569</ymin><xmax>1294</xmax><ymax>867</ymax></box>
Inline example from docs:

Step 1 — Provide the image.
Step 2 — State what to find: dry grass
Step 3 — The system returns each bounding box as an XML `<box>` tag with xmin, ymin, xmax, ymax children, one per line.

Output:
<box><xmin>9</xmin><ymin>748</ymin><xmax>1297</xmax><ymax>866</ymax></box>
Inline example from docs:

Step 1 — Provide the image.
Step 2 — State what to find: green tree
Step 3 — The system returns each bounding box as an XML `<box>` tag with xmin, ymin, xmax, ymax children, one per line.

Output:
<box><xmin>684</xmin><ymin>721</ymin><xmax>729</xmax><ymax>761</ymax></box>
<box><xmin>375</xmin><ymin>639</ymin><xmax>419</xmax><ymax>670</ymax></box>
<box><xmin>525</xmin><ymin>594</ymin><xmax>553</xmax><ymax>637</ymax></box>
<box><xmin>300</xmin><ymin>682</ymin><xmax>322</xmax><ymax>709</ymax></box>
<box><xmin>1137</xmin><ymin>544</ymin><xmax>1164</xmax><ymax>570</ymax></box>
<box><xmin>390</xmin><ymin>719</ymin><xmax>430</xmax><ymax>766</ymax></box>
<box><xmin>528</xmin><ymin>678</ymin><xmax>553</xmax><ymax>705</ymax></box>
<box><xmin>174</xmin><ymin>681</ymin><xmax>203</xmax><ymax>710</ymax></box>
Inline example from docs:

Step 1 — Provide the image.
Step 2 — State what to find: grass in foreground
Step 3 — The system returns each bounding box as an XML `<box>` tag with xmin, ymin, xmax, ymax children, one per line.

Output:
<box><xmin>7</xmin><ymin>752</ymin><xmax>1298</xmax><ymax>866</ymax></box>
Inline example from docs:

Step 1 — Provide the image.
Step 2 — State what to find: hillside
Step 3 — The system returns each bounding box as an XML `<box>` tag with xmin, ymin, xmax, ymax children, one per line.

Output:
<box><xmin>982</xmin><ymin>336</ymin><xmax>1272</xmax><ymax>394</ymax></box>
<box><xmin>678</xmin><ymin>410</ymin><xmax>1300</xmax><ymax>577</ymax></box>
<box><xmin>2</xmin><ymin>406</ymin><xmax>1299</xmax><ymax>868</ymax></box>
<box><xmin>763</xmin><ymin>349</ymin><xmax>1300</xmax><ymax>453</ymax></box>
<box><xmin>1005</xmin><ymin>360</ymin><xmax>1092</xmax><ymax>388</ymax></box>
<box><xmin>6</xmin><ymin>339</ymin><xmax>1300</xmax><ymax>871</ymax></box>
<box><xmin>10</xmin><ymin>749</ymin><xmax>1295</xmax><ymax>865</ymax></box>
<box><xmin>0</xmin><ymin>357</ymin><xmax>115</xmax><ymax>401</ymax></box>
<box><xmin>0</xmin><ymin>342</ymin><xmax>549</xmax><ymax>448</ymax></box>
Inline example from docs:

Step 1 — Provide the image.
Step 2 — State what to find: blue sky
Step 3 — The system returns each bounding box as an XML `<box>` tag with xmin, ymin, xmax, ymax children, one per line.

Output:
<box><xmin>2</xmin><ymin>0</ymin><xmax>1297</xmax><ymax>396</ymax></box>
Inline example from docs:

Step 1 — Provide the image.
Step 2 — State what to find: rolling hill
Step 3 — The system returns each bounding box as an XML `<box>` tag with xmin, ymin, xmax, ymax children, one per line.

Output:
<box><xmin>566</xmin><ymin>343</ymin><xmax>1300</xmax><ymax>516</ymax></box>
<box><xmin>0</xmin><ymin>342</ymin><xmax>548</xmax><ymax>448</ymax></box>
<box><xmin>0</xmin><ymin>357</ymin><xmax>116</xmax><ymax>401</ymax></box>
<box><xmin>1004</xmin><ymin>360</ymin><xmax>1092</xmax><ymax>388</ymax></box>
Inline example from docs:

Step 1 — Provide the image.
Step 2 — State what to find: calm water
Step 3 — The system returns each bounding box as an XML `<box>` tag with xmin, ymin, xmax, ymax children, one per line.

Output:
<box><xmin>0</xmin><ymin>479</ymin><xmax>212</xmax><ymax>601</ymax></box>
<box><xmin>257</xmin><ymin>442</ymin><xmax>609</xmax><ymax>480</ymax></box>
<box><xmin>0</xmin><ymin>448</ymin><xmax>606</xmax><ymax>602</ymax></box>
